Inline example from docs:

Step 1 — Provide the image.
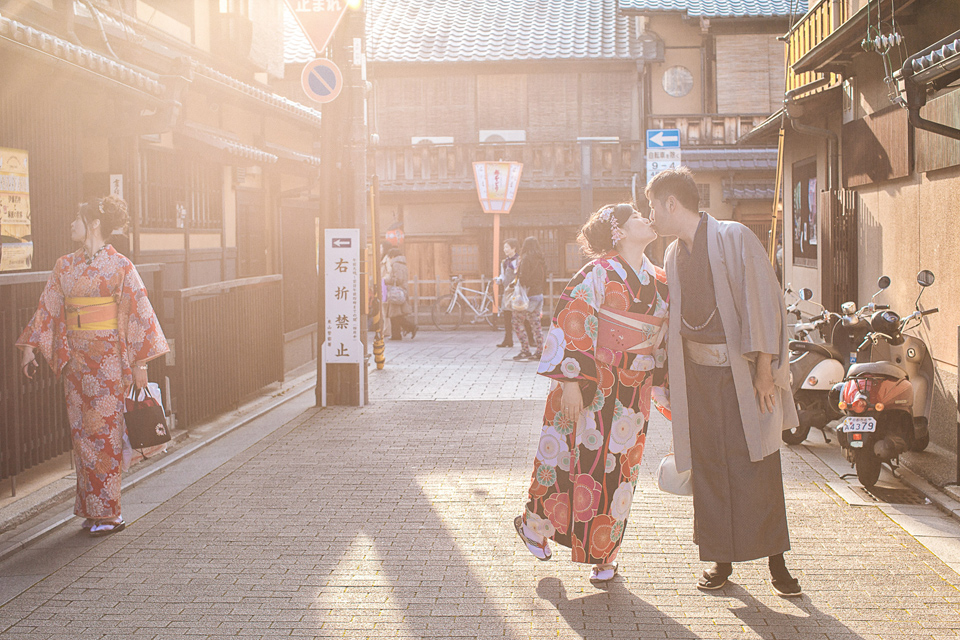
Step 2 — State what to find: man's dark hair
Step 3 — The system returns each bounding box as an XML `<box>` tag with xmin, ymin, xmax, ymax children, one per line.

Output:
<box><xmin>645</xmin><ymin>167</ymin><xmax>700</xmax><ymax>212</ymax></box>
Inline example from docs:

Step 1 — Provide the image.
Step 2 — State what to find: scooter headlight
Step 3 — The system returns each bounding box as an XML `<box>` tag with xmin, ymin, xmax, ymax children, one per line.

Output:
<box><xmin>852</xmin><ymin>398</ymin><xmax>867</xmax><ymax>413</ymax></box>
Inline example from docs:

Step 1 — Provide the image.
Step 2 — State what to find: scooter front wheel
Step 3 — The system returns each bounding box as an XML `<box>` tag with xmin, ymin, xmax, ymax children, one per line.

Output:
<box><xmin>855</xmin><ymin>450</ymin><xmax>882</xmax><ymax>488</ymax></box>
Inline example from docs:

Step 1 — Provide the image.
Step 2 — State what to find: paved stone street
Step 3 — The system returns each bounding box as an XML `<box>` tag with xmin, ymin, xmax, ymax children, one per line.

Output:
<box><xmin>1</xmin><ymin>330</ymin><xmax>959</xmax><ymax>639</ymax></box>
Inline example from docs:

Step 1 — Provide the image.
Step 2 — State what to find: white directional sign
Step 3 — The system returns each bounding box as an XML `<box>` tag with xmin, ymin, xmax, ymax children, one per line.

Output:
<box><xmin>647</xmin><ymin>128</ymin><xmax>681</xmax><ymax>148</ymax></box>
<box><xmin>324</xmin><ymin>228</ymin><xmax>363</xmax><ymax>365</ymax></box>
<box><xmin>322</xmin><ymin>228</ymin><xmax>365</xmax><ymax>407</ymax></box>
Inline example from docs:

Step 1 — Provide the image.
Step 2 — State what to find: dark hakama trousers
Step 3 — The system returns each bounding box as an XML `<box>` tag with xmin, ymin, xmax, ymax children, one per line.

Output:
<box><xmin>685</xmin><ymin>360</ymin><xmax>791</xmax><ymax>562</ymax></box>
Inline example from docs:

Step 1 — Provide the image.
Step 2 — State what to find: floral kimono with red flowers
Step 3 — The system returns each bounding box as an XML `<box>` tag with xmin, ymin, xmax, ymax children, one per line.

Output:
<box><xmin>522</xmin><ymin>253</ymin><xmax>669</xmax><ymax>564</ymax></box>
<box><xmin>17</xmin><ymin>246</ymin><xmax>169</xmax><ymax>520</ymax></box>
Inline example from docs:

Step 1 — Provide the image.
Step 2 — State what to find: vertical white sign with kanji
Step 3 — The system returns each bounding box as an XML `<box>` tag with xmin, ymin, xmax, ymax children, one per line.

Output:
<box><xmin>322</xmin><ymin>228</ymin><xmax>364</xmax><ymax>406</ymax></box>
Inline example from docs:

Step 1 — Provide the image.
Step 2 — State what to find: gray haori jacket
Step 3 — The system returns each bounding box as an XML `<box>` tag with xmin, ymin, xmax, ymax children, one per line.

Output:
<box><xmin>664</xmin><ymin>214</ymin><xmax>799</xmax><ymax>473</ymax></box>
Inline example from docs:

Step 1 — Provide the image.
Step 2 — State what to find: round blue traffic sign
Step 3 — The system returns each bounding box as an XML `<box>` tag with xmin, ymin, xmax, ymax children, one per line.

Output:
<box><xmin>301</xmin><ymin>58</ymin><xmax>343</xmax><ymax>104</ymax></box>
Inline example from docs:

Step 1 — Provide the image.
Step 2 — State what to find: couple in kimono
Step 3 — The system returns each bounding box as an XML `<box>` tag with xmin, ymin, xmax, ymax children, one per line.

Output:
<box><xmin>515</xmin><ymin>167</ymin><xmax>802</xmax><ymax>596</ymax></box>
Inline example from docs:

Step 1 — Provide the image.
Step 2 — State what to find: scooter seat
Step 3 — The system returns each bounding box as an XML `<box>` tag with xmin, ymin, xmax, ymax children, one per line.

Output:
<box><xmin>847</xmin><ymin>362</ymin><xmax>908</xmax><ymax>380</ymax></box>
<box><xmin>788</xmin><ymin>340</ymin><xmax>843</xmax><ymax>361</ymax></box>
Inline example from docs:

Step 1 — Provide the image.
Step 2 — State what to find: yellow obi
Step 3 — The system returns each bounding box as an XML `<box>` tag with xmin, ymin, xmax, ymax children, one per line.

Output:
<box><xmin>65</xmin><ymin>296</ymin><xmax>118</xmax><ymax>330</ymax></box>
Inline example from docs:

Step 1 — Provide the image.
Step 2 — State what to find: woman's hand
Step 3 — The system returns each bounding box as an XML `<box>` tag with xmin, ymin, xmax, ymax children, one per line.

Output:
<box><xmin>132</xmin><ymin>362</ymin><xmax>148</xmax><ymax>389</ymax></box>
<box><xmin>20</xmin><ymin>346</ymin><xmax>38</xmax><ymax>379</ymax></box>
<box><xmin>560</xmin><ymin>381</ymin><xmax>583</xmax><ymax>427</ymax></box>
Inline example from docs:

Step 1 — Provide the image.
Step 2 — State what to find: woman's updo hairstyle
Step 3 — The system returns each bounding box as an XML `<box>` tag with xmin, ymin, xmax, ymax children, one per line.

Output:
<box><xmin>577</xmin><ymin>203</ymin><xmax>634</xmax><ymax>259</ymax></box>
<box><xmin>78</xmin><ymin>195</ymin><xmax>129</xmax><ymax>235</ymax></box>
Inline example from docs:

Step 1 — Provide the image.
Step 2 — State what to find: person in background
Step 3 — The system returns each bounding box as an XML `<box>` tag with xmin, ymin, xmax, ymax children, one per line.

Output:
<box><xmin>511</xmin><ymin>236</ymin><xmax>546</xmax><ymax>361</ymax></box>
<box><xmin>497</xmin><ymin>238</ymin><xmax>520</xmax><ymax>348</ymax></box>
<box><xmin>383</xmin><ymin>247</ymin><xmax>417</xmax><ymax>340</ymax></box>
<box><xmin>647</xmin><ymin>167</ymin><xmax>801</xmax><ymax>597</ymax></box>
<box><xmin>514</xmin><ymin>203</ymin><xmax>669</xmax><ymax>583</ymax></box>
<box><xmin>17</xmin><ymin>195</ymin><xmax>169</xmax><ymax>537</ymax></box>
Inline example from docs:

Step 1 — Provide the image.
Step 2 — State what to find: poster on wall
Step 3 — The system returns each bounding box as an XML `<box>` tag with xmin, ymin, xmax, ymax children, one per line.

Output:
<box><xmin>0</xmin><ymin>147</ymin><xmax>33</xmax><ymax>272</ymax></box>
<box><xmin>792</xmin><ymin>159</ymin><xmax>817</xmax><ymax>268</ymax></box>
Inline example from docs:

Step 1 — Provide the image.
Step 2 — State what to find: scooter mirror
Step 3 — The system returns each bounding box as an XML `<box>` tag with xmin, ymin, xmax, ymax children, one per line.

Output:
<box><xmin>799</xmin><ymin>288</ymin><xmax>813</xmax><ymax>301</ymax></box>
<box><xmin>877</xmin><ymin>275</ymin><xmax>891</xmax><ymax>290</ymax></box>
<box><xmin>917</xmin><ymin>270</ymin><xmax>935</xmax><ymax>287</ymax></box>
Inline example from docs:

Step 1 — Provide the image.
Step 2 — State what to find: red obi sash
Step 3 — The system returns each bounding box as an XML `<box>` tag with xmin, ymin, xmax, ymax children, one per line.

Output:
<box><xmin>596</xmin><ymin>306</ymin><xmax>664</xmax><ymax>355</ymax></box>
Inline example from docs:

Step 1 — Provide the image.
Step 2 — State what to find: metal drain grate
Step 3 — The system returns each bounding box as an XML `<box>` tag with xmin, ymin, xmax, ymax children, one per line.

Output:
<box><xmin>850</xmin><ymin>486</ymin><xmax>928</xmax><ymax>505</ymax></box>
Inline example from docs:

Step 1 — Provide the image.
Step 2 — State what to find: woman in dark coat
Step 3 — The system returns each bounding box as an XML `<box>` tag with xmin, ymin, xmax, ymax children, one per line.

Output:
<box><xmin>511</xmin><ymin>236</ymin><xmax>547</xmax><ymax>361</ymax></box>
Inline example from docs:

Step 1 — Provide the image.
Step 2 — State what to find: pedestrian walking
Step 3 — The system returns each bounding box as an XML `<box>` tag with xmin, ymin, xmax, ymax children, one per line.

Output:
<box><xmin>496</xmin><ymin>238</ymin><xmax>520</xmax><ymax>348</ymax></box>
<box><xmin>17</xmin><ymin>195</ymin><xmax>169</xmax><ymax>537</ymax></box>
<box><xmin>514</xmin><ymin>204</ymin><xmax>669</xmax><ymax>583</ymax></box>
<box><xmin>383</xmin><ymin>248</ymin><xmax>417</xmax><ymax>340</ymax></box>
<box><xmin>510</xmin><ymin>236</ymin><xmax>546</xmax><ymax>361</ymax></box>
<box><xmin>646</xmin><ymin>167</ymin><xmax>802</xmax><ymax>596</ymax></box>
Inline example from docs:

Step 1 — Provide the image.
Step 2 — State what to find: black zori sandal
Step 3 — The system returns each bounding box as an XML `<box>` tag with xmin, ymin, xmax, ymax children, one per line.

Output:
<box><xmin>697</xmin><ymin>562</ymin><xmax>732</xmax><ymax>590</ymax></box>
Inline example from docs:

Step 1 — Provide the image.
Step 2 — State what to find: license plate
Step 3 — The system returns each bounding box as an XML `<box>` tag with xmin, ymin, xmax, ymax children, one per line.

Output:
<box><xmin>841</xmin><ymin>417</ymin><xmax>876</xmax><ymax>433</ymax></box>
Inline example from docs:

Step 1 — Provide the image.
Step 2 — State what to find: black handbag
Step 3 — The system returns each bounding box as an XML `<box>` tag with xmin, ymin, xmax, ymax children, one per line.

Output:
<box><xmin>124</xmin><ymin>385</ymin><xmax>171</xmax><ymax>450</ymax></box>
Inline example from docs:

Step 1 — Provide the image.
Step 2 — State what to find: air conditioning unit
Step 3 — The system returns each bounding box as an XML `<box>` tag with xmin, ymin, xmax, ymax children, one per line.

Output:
<box><xmin>411</xmin><ymin>137</ymin><xmax>454</xmax><ymax>145</ymax></box>
<box><xmin>479</xmin><ymin>130</ymin><xmax>526</xmax><ymax>143</ymax></box>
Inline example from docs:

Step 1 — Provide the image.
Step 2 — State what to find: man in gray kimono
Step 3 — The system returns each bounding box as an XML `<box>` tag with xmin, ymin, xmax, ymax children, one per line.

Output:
<box><xmin>646</xmin><ymin>167</ymin><xmax>802</xmax><ymax>597</ymax></box>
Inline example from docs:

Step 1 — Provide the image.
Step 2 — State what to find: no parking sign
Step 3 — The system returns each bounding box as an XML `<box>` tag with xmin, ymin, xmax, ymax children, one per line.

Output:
<box><xmin>301</xmin><ymin>58</ymin><xmax>343</xmax><ymax>104</ymax></box>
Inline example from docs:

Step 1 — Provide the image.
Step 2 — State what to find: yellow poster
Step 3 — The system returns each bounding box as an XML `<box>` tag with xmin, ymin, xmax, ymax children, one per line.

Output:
<box><xmin>0</xmin><ymin>147</ymin><xmax>33</xmax><ymax>271</ymax></box>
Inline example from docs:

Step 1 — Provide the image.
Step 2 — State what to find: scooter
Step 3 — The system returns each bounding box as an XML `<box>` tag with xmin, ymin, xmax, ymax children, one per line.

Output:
<box><xmin>830</xmin><ymin>271</ymin><xmax>939</xmax><ymax>488</ymax></box>
<box><xmin>784</xmin><ymin>288</ymin><xmax>852</xmax><ymax>445</ymax></box>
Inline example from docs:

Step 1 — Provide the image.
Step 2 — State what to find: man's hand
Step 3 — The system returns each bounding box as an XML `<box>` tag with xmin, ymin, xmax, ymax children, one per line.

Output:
<box><xmin>753</xmin><ymin>353</ymin><xmax>777</xmax><ymax>414</ymax></box>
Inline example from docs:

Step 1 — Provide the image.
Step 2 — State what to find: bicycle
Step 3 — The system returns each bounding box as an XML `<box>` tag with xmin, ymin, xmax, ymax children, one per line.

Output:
<box><xmin>432</xmin><ymin>275</ymin><xmax>498</xmax><ymax>331</ymax></box>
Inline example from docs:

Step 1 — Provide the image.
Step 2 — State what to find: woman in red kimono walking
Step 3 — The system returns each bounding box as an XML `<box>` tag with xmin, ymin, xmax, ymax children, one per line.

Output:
<box><xmin>514</xmin><ymin>203</ymin><xmax>669</xmax><ymax>582</ymax></box>
<box><xmin>18</xmin><ymin>195</ymin><xmax>169</xmax><ymax>537</ymax></box>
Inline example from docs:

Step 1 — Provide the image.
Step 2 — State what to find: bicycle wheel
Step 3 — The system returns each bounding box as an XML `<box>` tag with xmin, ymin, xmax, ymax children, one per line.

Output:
<box><xmin>432</xmin><ymin>295</ymin><xmax>463</xmax><ymax>330</ymax></box>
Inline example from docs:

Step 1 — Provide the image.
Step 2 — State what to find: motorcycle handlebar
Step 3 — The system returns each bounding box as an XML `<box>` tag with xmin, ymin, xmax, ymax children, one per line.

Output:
<box><xmin>921</xmin><ymin>308</ymin><xmax>939</xmax><ymax>316</ymax></box>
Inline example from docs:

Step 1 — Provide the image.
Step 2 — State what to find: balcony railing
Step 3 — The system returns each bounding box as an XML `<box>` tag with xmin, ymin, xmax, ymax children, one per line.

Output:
<box><xmin>787</xmin><ymin>0</ymin><xmax>848</xmax><ymax>95</ymax></box>
<box><xmin>374</xmin><ymin>141</ymin><xmax>644</xmax><ymax>192</ymax></box>
<box><xmin>646</xmin><ymin>115</ymin><xmax>773</xmax><ymax>146</ymax></box>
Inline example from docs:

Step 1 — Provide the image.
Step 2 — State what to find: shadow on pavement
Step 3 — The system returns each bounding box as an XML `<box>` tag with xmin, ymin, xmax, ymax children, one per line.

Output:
<box><xmin>536</xmin><ymin>576</ymin><xmax>700</xmax><ymax>640</ymax></box>
<box><xmin>722</xmin><ymin>583</ymin><xmax>866</xmax><ymax>640</ymax></box>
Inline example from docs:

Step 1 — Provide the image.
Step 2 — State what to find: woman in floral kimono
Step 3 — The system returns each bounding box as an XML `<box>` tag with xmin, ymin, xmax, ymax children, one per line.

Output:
<box><xmin>514</xmin><ymin>203</ymin><xmax>669</xmax><ymax>582</ymax></box>
<box><xmin>18</xmin><ymin>195</ymin><xmax>169</xmax><ymax>537</ymax></box>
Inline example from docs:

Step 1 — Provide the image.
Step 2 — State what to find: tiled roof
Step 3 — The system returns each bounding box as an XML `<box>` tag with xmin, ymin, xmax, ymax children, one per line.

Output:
<box><xmin>618</xmin><ymin>0</ymin><xmax>794</xmax><ymax>18</ymax></box>
<box><xmin>366</xmin><ymin>0</ymin><xmax>639</xmax><ymax>64</ymax></box>
<box><xmin>907</xmin><ymin>31</ymin><xmax>960</xmax><ymax>83</ymax></box>
<box><xmin>0</xmin><ymin>16</ymin><xmax>164</xmax><ymax>97</ymax></box>
<box><xmin>682</xmin><ymin>147</ymin><xmax>778</xmax><ymax>171</ymax></box>
<box><xmin>189</xmin><ymin>61</ymin><xmax>323</xmax><ymax>128</ymax></box>
<box><xmin>722</xmin><ymin>178</ymin><xmax>776</xmax><ymax>201</ymax></box>
<box><xmin>178</xmin><ymin>124</ymin><xmax>279</xmax><ymax>165</ymax></box>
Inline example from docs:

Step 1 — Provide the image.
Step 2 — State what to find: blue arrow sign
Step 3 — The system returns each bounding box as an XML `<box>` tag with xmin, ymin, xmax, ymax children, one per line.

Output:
<box><xmin>647</xmin><ymin>129</ymin><xmax>681</xmax><ymax>148</ymax></box>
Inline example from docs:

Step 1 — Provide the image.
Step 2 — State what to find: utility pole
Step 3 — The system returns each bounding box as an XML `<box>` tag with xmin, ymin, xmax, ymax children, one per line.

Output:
<box><xmin>317</xmin><ymin>3</ymin><xmax>368</xmax><ymax>406</ymax></box>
